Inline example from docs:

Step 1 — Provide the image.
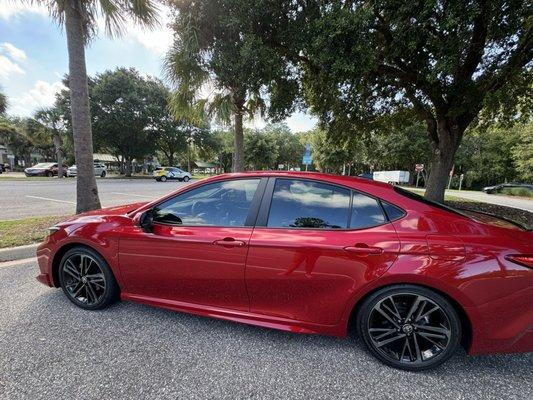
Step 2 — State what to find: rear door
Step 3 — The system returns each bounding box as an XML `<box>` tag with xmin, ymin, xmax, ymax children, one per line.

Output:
<box><xmin>245</xmin><ymin>178</ymin><xmax>400</xmax><ymax>325</ymax></box>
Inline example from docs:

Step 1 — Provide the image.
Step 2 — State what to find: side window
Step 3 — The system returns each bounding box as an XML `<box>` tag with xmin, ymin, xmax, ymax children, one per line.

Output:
<box><xmin>153</xmin><ymin>179</ymin><xmax>260</xmax><ymax>226</ymax></box>
<box><xmin>267</xmin><ymin>179</ymin><xmax>351</xmax><ymax>229</ymax></box>
<box><xmin>350</xmin><ymin>192</ymin><xmax>387</xmax><ymax>229</ymax></box>
<box><xmin>381</xmin><ymin>201</ymin><xmax>406</xmax><ymax>221</ymax></box>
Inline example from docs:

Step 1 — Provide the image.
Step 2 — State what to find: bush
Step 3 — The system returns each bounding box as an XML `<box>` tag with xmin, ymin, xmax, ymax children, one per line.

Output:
<box><xmin>500</xmin><ymin>187</ymin><xmax>533</xmax><ymax>197</ymax></box>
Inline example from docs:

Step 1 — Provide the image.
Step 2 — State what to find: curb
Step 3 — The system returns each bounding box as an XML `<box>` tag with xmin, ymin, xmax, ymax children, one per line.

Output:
<box><xmin>0</xmin><ymin>243</ymin><xmax>39</xmax><ymax>262</ymax></box>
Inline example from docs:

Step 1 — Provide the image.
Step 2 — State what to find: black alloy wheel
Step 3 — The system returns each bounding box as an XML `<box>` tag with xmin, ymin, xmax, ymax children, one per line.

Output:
<box><xmin>59</xmin><ymin>247</ymin><xmax>118</xmax><ymax>310</ymax></box>
<box><xmin>357</xmin><ymin>285</ymin><xmax>461</xmax><ymax>371</ymax></box>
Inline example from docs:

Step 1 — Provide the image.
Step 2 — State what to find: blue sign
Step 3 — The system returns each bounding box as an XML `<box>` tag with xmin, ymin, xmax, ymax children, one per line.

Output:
<box><xmin>302</xmin><ymin>143</ymin><xmax>312</xmax><ymax>165</ymax></box>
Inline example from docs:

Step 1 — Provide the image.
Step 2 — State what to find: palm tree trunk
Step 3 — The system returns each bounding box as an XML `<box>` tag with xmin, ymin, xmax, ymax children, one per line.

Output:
<box><xmin>233</xmin><ymin>110</ymin><xmax>244</xmax><ymax>172</ymax></box>
<box><xmin>52</xmin><ymin>133</ymin><xmax>63</xmax><ymax>178</ymax></box>
<box><xmin>65</xmin><ymin>3</ymin><xmax>101</xmax><ymax>213</ymax></box>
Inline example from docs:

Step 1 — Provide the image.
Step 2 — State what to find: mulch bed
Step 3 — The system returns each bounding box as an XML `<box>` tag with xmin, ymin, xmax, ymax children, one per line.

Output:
<box><xmin>446</xmin><ymin>201</ymin><xmax>532</xmax><ymax>230</ymax></box>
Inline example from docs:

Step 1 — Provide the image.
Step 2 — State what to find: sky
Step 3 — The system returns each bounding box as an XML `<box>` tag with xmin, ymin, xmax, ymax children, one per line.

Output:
<box><xmin>0</xmin><ymin>1</ymin><xmax>317</xmax><ymax>132</ymax></box>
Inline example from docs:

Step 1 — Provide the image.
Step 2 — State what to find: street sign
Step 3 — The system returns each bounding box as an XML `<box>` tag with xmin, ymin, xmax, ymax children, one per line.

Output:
<box><xmin>302</xmin><ymin>143</ymin><xmax>312</xmax><ymax>166</ymax></box>
<box><xmin>415</xmin><ymin>163</ymin><xmax>424</xmax><ymax>172</ymax></box>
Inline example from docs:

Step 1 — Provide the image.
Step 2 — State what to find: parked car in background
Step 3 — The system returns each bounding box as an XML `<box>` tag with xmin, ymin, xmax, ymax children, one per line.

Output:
<box><xmin>24</xmin><ymin>163</ymin><xmax>68</xmax><ymax>177</ymax></box>
<box><xmin>372</xmin><ymin>170</ymin><xmax>410</xmax><ymax>185</ymax></box>
<box><xmin>0</xmin><ymin>163</ymin><xmax>5</xmax><ymax>173</ymax></box>
<box><xmin>154</xmin><ymin>166</ymin><xmax>191</xmax><ymax>182</ymax></box>
<box><xmin>67</xmin><ymin>163</ymin><xmax>107</xmax><ymax>178</ymax></box>
<box><xmin>482</xmin><ymin>182</ymin><xmax>533</xmax><ymax>195</ymax></box>
<box><xmin>36</xmin><ymin>171</ymin><xmax>533</xmax><ymax>371</ymax></box>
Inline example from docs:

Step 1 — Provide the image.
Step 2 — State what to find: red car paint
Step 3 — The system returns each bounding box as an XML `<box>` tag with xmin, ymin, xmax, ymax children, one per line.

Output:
<box><xmin>36</xmin><ymin>171</ymin><xmax>533</xmax><ymax>355</ymax></box>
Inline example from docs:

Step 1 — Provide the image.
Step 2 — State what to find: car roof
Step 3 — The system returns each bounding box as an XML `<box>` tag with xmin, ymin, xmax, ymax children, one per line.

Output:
<box><xmin>203</xmin><ymin>171</ymin><xmax>393</xmax><ymax>189</ymax></box>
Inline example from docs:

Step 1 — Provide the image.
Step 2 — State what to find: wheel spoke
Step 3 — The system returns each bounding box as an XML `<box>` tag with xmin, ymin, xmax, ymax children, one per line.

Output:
<box><xmin>371</xmin><ymin>328</ymin><xmax>397</xmax><ymax>341</ymax></box>
<box><xmin>72</xmin><ymin>283</ymin><xmax>85</xmax><ymax>298</ymax></box>
<box><xmin>86</xmin><ymin>282</ymin><xmax>98</xmax><ymax>304</ymax></box>
<box><xmin>375</xmin><ymin>333</ymin><xmax>406</xmax><ymax>348</ymax></box>
<box><xmin>415</xmin><ymin>305</ymin><xmax>440</xmax><ymax>323</ymax></box>
<box><xmin>64</xmin><ymin>261</ymin><xmax>80</xmax><ymax>280</ymax></box>
<box><xmin>418</xmin><ymin>332</ymin><xmax>446</xmax><ymax>349</ymax></box>
<box><xmin>415</xmin><ymin>324</ymin><xmax>450</xmax><ymax>337</ymax></box>
<box><xmin>376</xmin><ymin>304</ymin><xmax>401</xmax><ymax>328</ymax></box>
<box><xmin>412</xmin><ymin>332</ymin><xmax>423</xmax><ymax>361</ymax></box>
<box><xmin>405</xmin><ymin>295</ymin><xmax>422</xmax><ymax>322</ymax></box>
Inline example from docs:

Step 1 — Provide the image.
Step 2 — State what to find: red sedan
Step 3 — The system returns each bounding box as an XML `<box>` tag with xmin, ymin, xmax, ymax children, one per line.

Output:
<box><xmin>36</xmin><ymin>172</ymin><xmax>533</xmax><ymax>371</ymax></box>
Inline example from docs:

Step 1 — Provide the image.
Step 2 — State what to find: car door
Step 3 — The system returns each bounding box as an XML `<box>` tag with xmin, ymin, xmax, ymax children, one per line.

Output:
<box><xmin>245</xmin><ymin>178</ymin><xmax>400</xmax><ymax>325</ymax></box>
<box><xmin>118</xmin><ymin>178</ymin><xmax>267</xmax><ymax>311</ymax></box>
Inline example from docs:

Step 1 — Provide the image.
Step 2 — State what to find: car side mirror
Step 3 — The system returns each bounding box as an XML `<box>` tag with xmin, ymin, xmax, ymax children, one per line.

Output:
<box><xmin>140</xmin><ymin>209</ymin><xmax>155</xmax><ymax>233</ymax></box>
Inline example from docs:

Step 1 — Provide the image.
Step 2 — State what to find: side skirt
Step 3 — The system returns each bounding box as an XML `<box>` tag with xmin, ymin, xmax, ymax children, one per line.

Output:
<box><xmin>121</xmin><ymin>292</ymin><xmax>346</xmax><ymax>337</ymax></box>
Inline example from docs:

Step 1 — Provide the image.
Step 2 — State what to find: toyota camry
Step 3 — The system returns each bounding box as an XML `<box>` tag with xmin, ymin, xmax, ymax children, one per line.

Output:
<box><xmin>36</xmin><ymin>172</ymin><xmax>533</xmax><ymax>371</ymax></box>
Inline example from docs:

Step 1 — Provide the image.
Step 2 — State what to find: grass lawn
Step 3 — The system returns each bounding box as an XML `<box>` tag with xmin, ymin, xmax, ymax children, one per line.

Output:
<box><xmin>0</xmin><ymin>215</ymin><xmax>69</xmax><ymax>249</ymax></box>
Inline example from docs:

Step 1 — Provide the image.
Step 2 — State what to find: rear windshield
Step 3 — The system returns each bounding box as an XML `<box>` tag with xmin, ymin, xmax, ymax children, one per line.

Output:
<box><xmin>394</xmin><ymin>186</ymin><xmax>528</xmax><ymax>231</ymax></box>
<box><xmin>393</xmin><ymin>187</ymin><xmax>469</xmax><ymax>218</ymax></box>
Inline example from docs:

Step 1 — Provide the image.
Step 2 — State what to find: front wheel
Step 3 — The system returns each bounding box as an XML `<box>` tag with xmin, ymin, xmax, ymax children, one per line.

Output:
<box><xmin>100</xmin><ymin>170</ymin><xmax>107</xmax><ymax>178</ymax></box>
<box><xmin>59</xmin><ymin>247</ymin><xmax>119</xmax><ymax>310</ymax></box>
<box><xmin>356</xmin><ymin>285</ymin><xmax>461</xmax><ymax>371</ymax></box>
<box><xmin>160</xmin><ymin>175</ymin><xmax>167</xmax><ymax>182</ymax></box>
<box><xmin>183</xmin><ymin>176</ymin><xmax>190</xmax><ymax>182</ymax></box>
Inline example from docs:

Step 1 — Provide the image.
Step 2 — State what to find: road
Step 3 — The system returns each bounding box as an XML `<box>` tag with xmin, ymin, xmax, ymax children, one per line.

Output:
<box><xmin>445</xmin><ymin>189</ymin><xmax>533</xmax><ymax>212</ymax></box>
<box><xmin>0</xmin><ymin>260</ymin><xmax>531</xmax><ymax>400</ymax></box>
<box><xmin>0</xmin><ymin>178</ymin><xmax>191</xmax><ymax>220</ymax></box>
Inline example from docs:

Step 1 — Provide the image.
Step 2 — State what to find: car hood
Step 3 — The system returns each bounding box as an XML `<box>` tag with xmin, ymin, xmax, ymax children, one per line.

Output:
<box><xmin>57</xmin><ymin>202</ymin><xmax>149</xmax><ymax>226</ymax></box>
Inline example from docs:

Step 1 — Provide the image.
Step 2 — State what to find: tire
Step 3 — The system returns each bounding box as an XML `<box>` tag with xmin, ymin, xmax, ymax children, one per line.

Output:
<box><xmin>160</xmin><ymin>175</ymin><xmax>167</xmax><ymax>182</ymax></box>
<box><xmin>46</xmin><ymin>171</ymin><xmax>53</xmax><ymax>177</ymax></box>
<box><xmin>183</xmin><ymin>176</ymin><xmax>190</xmax><ymax>182</ymax></box>
<box><xmin>58</xmin><ymin>246</ymin><xmax>119</xmax><ymax>310</ymax></box>
<box><xmin>356</xmin><ymin>284</ymin><xmax>461</xmax><ymax>371</ymax></box>
<box><xmin>101</xmin><ymin>170</ymin><xmax>107</xmax><ymax>178</ymax></box>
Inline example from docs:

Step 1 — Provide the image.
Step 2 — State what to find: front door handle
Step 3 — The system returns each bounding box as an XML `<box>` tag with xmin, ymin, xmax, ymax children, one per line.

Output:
<box><xmin>344</xmin><ymin>243</ymin><xmax>383</xmax><ymax>255</ymax></box>
<box><xmin>213</xmin><ymin>237</ymin><xmax>246</xmax><ymax>248</ymax></box>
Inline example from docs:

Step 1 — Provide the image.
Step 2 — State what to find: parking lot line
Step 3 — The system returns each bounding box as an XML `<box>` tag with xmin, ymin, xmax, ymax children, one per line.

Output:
<box><xmin>111</xmin><ymin>192</ymin><xmax>154</xmax><ymax>198</ymax></box>
<box><xmin>0</xmin><ymin>257</ymin><xmax>36</xmax><ymax>268</ymax></box>
<box><xmin>25</xmin><ymin>195</ymin><xmax>76</xmax><ymax>205</ymax></box>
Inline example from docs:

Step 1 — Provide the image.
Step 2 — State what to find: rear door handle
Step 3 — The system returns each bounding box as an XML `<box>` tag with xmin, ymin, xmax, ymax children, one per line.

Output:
<box><xmin>344</xmin><ymin>244</ymin><xmax>383</xmax><ymax>255</ymax></box>
<box><xmin>213</xmin><ymin>238</ymin><xmax>246</xmax><ymax>248</ymax></box>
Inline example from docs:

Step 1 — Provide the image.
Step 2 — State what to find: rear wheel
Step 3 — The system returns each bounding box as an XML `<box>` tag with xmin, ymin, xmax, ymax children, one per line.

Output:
<box><xmin>46</xmin><ymin>171</ymin><xmax>53</xmax><ymax>177</ymax></box>
<box><xmin>100</xmin><ymin>170</ymin><xmax>106</xmax><ymax>178</ymax></box>
<box><xmin>357</xmin><ymin>285</ymin><xmax>461</xmax><ymax>371</ymax></box>
<box><xmin>183</xmin><ymin>175</ymin><xmax>190</xmax><ymax>182</ymax></box>
<box><xmin>58</xmin><ymin>247</ymin><xmax>119</xmax><ymax>310</ymax></box>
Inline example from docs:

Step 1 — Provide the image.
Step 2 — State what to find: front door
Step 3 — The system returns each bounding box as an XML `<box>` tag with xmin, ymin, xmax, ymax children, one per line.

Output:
<box><xmin>119</xmin><ymin>178</ymin><xmax>265</xmax><ymax>311</ymax></box>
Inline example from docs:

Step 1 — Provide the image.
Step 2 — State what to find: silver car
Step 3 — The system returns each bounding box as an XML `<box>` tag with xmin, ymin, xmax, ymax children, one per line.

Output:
<box><xmin>67</xmin><ymin>163</ymin><xmax>107</xmax><ymax>178</ymax></box>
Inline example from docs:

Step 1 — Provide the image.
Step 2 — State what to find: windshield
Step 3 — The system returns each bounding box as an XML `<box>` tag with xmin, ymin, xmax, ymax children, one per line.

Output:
<box><xmin>33</xmin><ymin>163</ymin><xmax>55</xmax><ymax>168</ymax></box>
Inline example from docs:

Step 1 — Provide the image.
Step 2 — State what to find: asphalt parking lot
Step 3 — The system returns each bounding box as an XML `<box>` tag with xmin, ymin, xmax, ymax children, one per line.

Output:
<box><xmin>1</xmin><ymin>260</ymin><xmax>531</xmax><ymax>400</ymax></box>
<box><xmin>0</xmin><ymin>178</ymin><xmax>191</xmax><ymax>220</ymax></box>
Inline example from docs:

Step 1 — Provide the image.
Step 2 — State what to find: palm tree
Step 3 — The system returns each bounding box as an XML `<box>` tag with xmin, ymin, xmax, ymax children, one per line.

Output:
<box><xmin>0</xmin><ymin>90</ymin><xmax>7</xmax><ymax>115</ymax></box>
<box><xmin>28</xmin><ymin>0</ymin><xmax>159</xmax><ymax>212</ymax></box>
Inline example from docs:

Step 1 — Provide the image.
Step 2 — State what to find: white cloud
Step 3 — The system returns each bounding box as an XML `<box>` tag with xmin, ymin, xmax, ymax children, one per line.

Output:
<box><xmin>0</xmin><ymin>42</ymin><xmax>27</xmax><ymax>62</ymax></box>
<box><xmin>0</xmin><ymin>1</ymin><xmax>48</xmax><ymax>20</ymax></box>
<box><xmin>0</xmin><ymin>55</ymin><xmax>25</xmax><ymax>80</ymax></box>
<box><xmin>9</xmin><ymin>80</ymin><xmax>66</xmax><ymax>116</ymax></box>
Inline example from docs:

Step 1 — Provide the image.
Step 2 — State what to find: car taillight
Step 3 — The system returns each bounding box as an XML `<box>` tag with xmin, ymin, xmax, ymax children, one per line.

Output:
<box><xmin>506</xmin><ymin>255</ymin><xmax>533</xmax><ymax>269</ymax></box>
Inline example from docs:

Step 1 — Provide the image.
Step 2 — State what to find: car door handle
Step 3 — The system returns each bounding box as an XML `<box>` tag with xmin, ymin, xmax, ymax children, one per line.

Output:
<box><xmin>344</xmin><ymin>244</ymin><xmax>383</xmax><ymax>255</ymax></box>
<box><xmin>213</xmin><ymin>238</ymin><xmax>246</xmax><ymax>248</ymax></box>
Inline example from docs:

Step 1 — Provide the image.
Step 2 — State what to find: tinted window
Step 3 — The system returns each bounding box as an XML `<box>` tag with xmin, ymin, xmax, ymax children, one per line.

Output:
<box><xmin>153</xmin><ymin>179</ymin><xmax>260</xmax><ymax>226</ymax></box>
<box><xmin>381</xmin><ymin>201</ymin><xmax>406</xmax><ymax>221</ymax></box>
<box><xmin>267</xmin><ymin>179</ymin><xmax>350</xmax><ymax>229</ymax></box>
<box><xmin>350</xmin><ymin>192</ymin><xmax>386</xmax><ymax>229</ymax></box>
